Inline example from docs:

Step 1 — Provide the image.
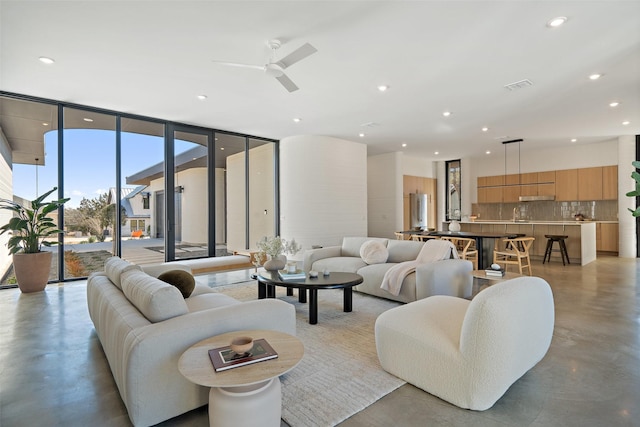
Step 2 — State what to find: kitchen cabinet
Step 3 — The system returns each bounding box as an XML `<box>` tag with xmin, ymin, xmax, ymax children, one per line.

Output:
<box><xmin>503</xmin><ymin>185</ymin><xmax>521</xmax><ymax>203</ymax></box>
<box><xmin>602</xmin><ymin>165</ymin><xmax>618</xmax><ymax>200</ymax></box>
<box><xmin>596</xmin><ymin>223</ymin><xmax>618</xmax><ymax>252</ymax></box>
<box><xmin>537</xmin><ymin>171</ymin><xmax>555</xmax><ymax>183</ymax></box>
<box><xmin>578</xmin><ymin>167</ymin><xmax>603</xmax><ymax>201</ymax></box>
<box><xmin>537</xmin><ymin>183</ymin><xmax>555</xmax><ymax>196</ymax></box>
<box><xmin>478</xmin><ymin>186</ymin><xmax>502</xmax><ymax>203</ymax></box>
<box><xmin>555</xmin><ymin>169</ymin><xmax>578</xmax><ymax>201</ymax></box>
<box><xmin>505</xmin><ymin>174</ymin><xmax>520</xmax><ymax>185</ymax></box>
<box><xmin>520</xmin><ymin>172</ymin><xmax>538</xmax><ymax>184</ymax></box>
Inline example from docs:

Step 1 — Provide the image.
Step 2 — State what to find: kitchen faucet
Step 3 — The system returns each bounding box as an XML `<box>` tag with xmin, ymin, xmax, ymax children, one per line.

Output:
<box><xmin>513</xmin><ymin>207</ymin><xmax>518</xmax><ymax>222</ymax></box>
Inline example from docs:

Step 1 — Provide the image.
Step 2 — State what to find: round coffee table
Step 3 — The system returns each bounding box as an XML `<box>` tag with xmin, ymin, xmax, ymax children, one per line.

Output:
<box><xmin>178</xmin><ymin>329</ymin><xmax>303</xmax><ymax>427</ymax></box>
<box><xmin>256</xmin><ymin>271</ymin><xmax>363</xmax><ymax>324</ymax></box>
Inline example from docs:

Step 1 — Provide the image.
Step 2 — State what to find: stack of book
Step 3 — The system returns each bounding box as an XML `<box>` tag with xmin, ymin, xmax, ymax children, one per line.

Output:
<box><xmin>208</xmin><ymin>338</ymin><xmax>278</xmax><ymax>372</ymax></box>
<box><xmin>484</xmin><ymin>267</ymin><xmax>505</xmax><ymax>277</ymax></box>
<box><xmin>278</xmin><ymin>270</ymin><xmax>306</xmax><ymax>281</ymax></box>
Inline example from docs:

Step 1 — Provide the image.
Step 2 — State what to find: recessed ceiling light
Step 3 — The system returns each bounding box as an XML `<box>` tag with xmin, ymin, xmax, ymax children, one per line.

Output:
<box><xmin>401</xmin><ymin>143</ymin><xmax>407</xmax><ymax>147</ymax></box>
<box><xmin>83</xmin><ymin>118</ymin><xmax>93</xmax><ymax>122</ymax></box>
<box><xmin>358</xmin><ymin>133</ymin><xmax>365</xmax><ymax>137</ymax></box>
<box><xmin>622</xmin><ymin>121</ymin><xmax>630</xmax><ymax>125</ymax></box>
<box><xmin>571</xmin><ymin>138</ymin><xmax>577</xmax><ymax>142</ymax></box>
<box><xmin>39</xmin><ymin>56</ymin><xmax>55</xmax><ymax>64</ymax></box>
<box><xmin>485</xmin><ymin>151</ymin><xmax>491</xmax><ymax>154</ymax></box>
<box><xmin>482</xmin><ymin>127</ymin><xmax>489</xmax><ymax>132</ymax></box>
<box><xmin>442</xmin><ymin>111</ymin><xmax>451</xmax><ymax>117</ymax></box>
<box><xmin>293</xmin><ymin>117</ymin><xmax>301</xmax><ymax>123</ymax></box>
<box><xmin>609</xmin><ymin>101</ymin><xmax>619</xmax><ymax>107</ymax></box>
<box><xmin>42</xmin><ymin>122</ymin><xmax>48</xmax><ymax>126</ymax></box>
<box><xmin>220</xmin><ymin>147</ymin><xmax>225</xmax><ymax>150</ymax></box>
<box><xmin>589</xmin><ymin>73</ymin><xmax>602</xmax><ymax>80</ymax></box>
<box><xmin>434</xmin><ymin>151</ymin><xmax>439</xmax><ymax>155</ymax></box>
<box><xmin>377</xmin><ymin>85</ymin><xmax>389</xmax><ymax>92</ymax></box>
<box><xmin>546</xmin><ymin>16</ymin><xmax>567</xmax><ymax>28</ymax></box>
<box><xmin>196</xmin><ymin>95</ymin><xmax>207</xmax><ymax>100</ymax></box>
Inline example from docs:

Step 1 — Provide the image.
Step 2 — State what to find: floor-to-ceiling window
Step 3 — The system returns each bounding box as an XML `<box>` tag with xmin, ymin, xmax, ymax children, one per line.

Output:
<box><xmin>0</xmin><ymin>92</ymin><xmax>278</xmax><ymax>287</ymax></box>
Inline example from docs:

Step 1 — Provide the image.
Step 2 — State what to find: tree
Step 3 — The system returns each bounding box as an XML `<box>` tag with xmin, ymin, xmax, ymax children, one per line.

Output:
<box><xmin>66</xmin><ymin>193</ymin><xmax>127</xmax><ymax>242</ymax></box>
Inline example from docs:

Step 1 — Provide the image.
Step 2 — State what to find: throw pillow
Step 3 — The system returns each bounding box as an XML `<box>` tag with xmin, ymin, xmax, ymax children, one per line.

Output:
<box><xmin>360</xmin><ymin>240</ymin><xmax>389</xmax><ymax>264</ymax></box>
<box><xmin>157</xmin><ymin>270</ymin><xmax>196</xmax><ymax>298</ymax></box>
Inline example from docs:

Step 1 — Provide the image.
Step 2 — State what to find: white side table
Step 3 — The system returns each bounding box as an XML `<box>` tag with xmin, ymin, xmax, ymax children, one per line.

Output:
<box><xmin>178</xmin><ymin>329</ymin><xmax>304</xmax><ymax>427</ymax></box>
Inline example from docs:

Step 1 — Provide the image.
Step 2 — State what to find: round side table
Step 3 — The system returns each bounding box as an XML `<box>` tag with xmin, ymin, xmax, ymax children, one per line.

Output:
<box><xmin>178</xmin><ymin>329</ymin><xmax>304</xmax><ymax>427</ymax></box>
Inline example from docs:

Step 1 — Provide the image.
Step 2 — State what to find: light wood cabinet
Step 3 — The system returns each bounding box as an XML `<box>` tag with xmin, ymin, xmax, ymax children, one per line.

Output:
<box><xmin>602</xmin><ymin>165</ymin><xmax>618</xmax><ymax>200</ymax></box>
<box><xmin>478</xmin><ymin>186</ymin><xmax>502</xmax><ymax>203</ymax></box>
<box><xmin>520</xmin><ymin>172</ymin><xmax>538</xmax><ymax>184</ymax></box>
<box><xmin>505</xmin><ymin>174</ymin><xmax>520</xmax><ymax>185</ymax></box>
<box><xmin>578</xmin><ymin>167</ymin><xmax>603</xmax><ymax>201</ymax></box>
<box><xmin>503</xmin><ymin>185</ymin><xmax>521</xmax><ymax>202</ymax></box>
<box><xmin>596</xmin><ymin>223</ymin><xmax>619</xmax><ymax>252</ymax></box>
<box><xmin>520</xmin><ymin>184</ymin><xmax>537</xmax><ymax>197</ymax></box>
<box><xmin>538</xmin><ymin>171</ymin><xmax>555</xmax><ymax>183</ymax></box>
<box><xmin>555</xmin><ymin>169</ymin><xmax>578</xmax><ymax>201</ymax></box>
<box><xmin>537</xmin><ymin>183</ymin><xmax>555</xmax><ymax>196</ymax></box>
<box><xmin>484</xmin><ymin>175</ymin><xmax>505</xmax><ymax>186</ymax></box>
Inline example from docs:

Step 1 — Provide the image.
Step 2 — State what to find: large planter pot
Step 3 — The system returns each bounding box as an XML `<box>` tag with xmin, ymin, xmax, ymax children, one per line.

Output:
<box><xmin>13</xmin><ymin>251</ymin><xmax>52</xmax><ymax>293</ymax></box>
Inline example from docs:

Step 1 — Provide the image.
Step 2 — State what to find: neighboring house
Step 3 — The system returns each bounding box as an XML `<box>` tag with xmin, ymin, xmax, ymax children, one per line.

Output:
<box><xmin>107</xmin><ymin>186</ymin><xmax>151</xmax><ymax>237</ymax></box>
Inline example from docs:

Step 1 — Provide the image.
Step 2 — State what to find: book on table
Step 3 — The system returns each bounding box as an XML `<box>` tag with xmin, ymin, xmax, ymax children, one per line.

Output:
<box><xmin>278</xmin><ymin>270</ymin><xmax>307</xmax><ymax>281</ymax></box>
<box><xmin>484</xmin><ymin>268</ymin><xmax>505</xmax><ymax>277</ymax></box>
<box><xmin>208</xmin><ymin>338</ymin><xmax>278</xmax><ymax>372</ymax></box>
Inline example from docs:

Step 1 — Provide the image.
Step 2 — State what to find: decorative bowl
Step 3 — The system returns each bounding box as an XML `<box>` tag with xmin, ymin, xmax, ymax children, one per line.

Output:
<box><xmin>230</xmin><ymin>336</ymin><xmax>254</xmax><ymax>355</ymax></box>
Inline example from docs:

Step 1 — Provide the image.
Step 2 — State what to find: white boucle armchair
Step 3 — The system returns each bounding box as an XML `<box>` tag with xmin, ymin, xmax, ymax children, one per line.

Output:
<box><xmin>374</xmin><ymin>276</ymin><xmax>554</xmax><ymax>410</ymax></box>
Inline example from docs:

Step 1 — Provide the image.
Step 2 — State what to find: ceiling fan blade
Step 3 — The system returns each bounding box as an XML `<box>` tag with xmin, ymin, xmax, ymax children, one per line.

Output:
<box><xmin>277</xmin><ymin>43</ymin><xmax>317</xmax><ymax>69</ymax></box>
<box><xmin>212</xmin><ymin>61</ymin><xmax>264</xmax><ymax>71</ymax></box>
<box><xmin>275</xmin><ymin>73</ymin><xmax>299</xmax><ymax>92</ymax></box>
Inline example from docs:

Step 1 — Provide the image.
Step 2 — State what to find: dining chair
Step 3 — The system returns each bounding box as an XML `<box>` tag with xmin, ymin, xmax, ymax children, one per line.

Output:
<box><xmin>440</xmin><ymin>236</ymin><xmax>478</xmax><ymax>269</ymax></box>
<box><xmin>410</xmin><ymin>234</ymin><xmax>440</xmax><ymax>242</ymax></box>
<box><xmin>394</xmin><ymin>232</ymin><xmax>406</xmax><ymax>240</ymax></box>
<box><xmin>493</xmin><ymin>237</ymin><xmax>535</xmax><ymax>275</ymax></box>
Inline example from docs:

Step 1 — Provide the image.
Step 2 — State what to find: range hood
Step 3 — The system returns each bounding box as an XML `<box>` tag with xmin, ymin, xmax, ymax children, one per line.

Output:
<box><xmin>519</xmin><ymin>195</ymin><xmax>556</xmax><ymax>202</ymax></box>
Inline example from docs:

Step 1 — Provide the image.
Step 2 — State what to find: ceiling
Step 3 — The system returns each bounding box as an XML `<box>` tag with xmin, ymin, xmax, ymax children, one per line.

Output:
<box><xmin>1</xmin><ymin>1</ymin><xmax>639</xmax><ymax>164</ymax></box>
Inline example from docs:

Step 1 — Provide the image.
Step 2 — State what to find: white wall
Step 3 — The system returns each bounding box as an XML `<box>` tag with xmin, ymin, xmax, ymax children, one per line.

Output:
<box><xmin>0</xmin><ymin>128</ymin><xmax>13</xmax><ymax>278</ymax></box>
<box><xmin>178</xmin><ymin>168</ymin><xmax>208</xmax><ymax>244</ymax></box>
<box><xmin>215</xmin><ymin>168</ymin><xmax>226</xmax><ymax>243</ymax></box>
<box><xmin>618</xmin><ymin>136</ymin><xmax>637</xmax><ymax>258</ymax></box>
<box><xmin>226</xmin><ymin>151</ymin><xmax>246</xmax><ymax>253</ymax></box>
<box><xmin>368</xmin><ymin>152</ymin><xmax>402</xmax><ymax>238</ymax></box>
<box><xmin>402</xmin><ymin>155</ymin><xmax>435</xmax><ymax>177</ymax></box>
<box><xmin>280</xmin><ymin>135</ymin><xmax>367</xmax><ymax>257</ymax></box>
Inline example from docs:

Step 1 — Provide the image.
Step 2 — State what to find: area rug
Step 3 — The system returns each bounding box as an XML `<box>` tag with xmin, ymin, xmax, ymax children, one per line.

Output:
<box><xmin>207</xmin><ymin>279</ymin><xmax>407</xmax><ymax>427</ymax></box>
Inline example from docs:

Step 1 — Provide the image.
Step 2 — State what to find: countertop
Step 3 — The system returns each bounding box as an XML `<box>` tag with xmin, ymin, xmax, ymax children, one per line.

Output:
<box><xmin>460</xmin><ymin>220</ymin><xmax>618</xmax><ymax>225</ymax></box>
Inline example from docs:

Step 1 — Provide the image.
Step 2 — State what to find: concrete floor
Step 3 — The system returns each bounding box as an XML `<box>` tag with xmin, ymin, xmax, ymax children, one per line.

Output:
<box><xmin>0</xmin><ymin>255</ymin><xmax>638</xmax><ymax>426</ymax></box>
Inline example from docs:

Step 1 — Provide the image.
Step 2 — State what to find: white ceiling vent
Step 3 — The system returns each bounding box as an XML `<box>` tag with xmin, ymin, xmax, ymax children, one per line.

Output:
<box><xmin>504</xmin><ymin>79</ymin><xmax>533</xmax><ymax>91</ymax></box>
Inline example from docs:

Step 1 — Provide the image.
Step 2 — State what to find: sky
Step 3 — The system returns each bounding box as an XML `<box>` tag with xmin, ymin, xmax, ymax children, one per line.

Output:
<box><xmin>14</xmin><ymin>129</ymin><xmax>195</xmax><ymax>208</ymax></box>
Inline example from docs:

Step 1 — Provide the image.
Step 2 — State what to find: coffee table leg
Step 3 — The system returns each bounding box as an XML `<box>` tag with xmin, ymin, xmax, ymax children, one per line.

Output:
<box><xmin>266</xmin><ymin>284</ymin><xmax>275</xmax><ymax>298</ymax></box>
<box><xmin>258</xmin><ymin>282</ymin><xmax>266</xmax><ymax>299</ymax></box>
<box><xmin>309</xmin><ymin>289</ymin><xmax>318</xmax><ymax>324</ymax></box>
<box><xmin>343</xmin><ymin>287</ymin><xmax>353</xmax><ymax>312</ymax></box>
<box><xmin>286</xmin><ymin>288</ymin><xmax>293</xmax><ymax>296</ymax></box>
<box><xmin>298</xmin><ymin>288</ymin><xmax>307</xmax><ymax>303</ymax></box>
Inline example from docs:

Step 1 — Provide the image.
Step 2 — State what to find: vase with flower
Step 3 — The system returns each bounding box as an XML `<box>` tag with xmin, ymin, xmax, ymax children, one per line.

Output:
<box><xmin>256</xmin><ymin>236</ymin><xmax>302</xmax><ymax>271</ymax></box>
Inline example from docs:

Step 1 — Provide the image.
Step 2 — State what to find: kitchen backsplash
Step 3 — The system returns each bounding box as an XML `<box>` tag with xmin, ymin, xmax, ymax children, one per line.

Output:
<box><xmin>471</xmin><ymin>200</ymin><xmax>618</xmax><ymax>222</ymax></box>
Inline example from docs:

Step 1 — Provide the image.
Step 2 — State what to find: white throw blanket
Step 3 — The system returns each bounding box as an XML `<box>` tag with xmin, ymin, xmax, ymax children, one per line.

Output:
<box><xmin>380</xmin><ymin>240</ymin><xmax>459</xmax><ymax>296</ymax></box>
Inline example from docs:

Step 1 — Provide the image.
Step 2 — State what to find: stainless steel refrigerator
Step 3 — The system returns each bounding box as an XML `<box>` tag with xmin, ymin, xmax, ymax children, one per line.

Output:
<box><xmin>409</xmin><ymin>193</ymin><xmax>429</xmax><ymax>230</ymax></box>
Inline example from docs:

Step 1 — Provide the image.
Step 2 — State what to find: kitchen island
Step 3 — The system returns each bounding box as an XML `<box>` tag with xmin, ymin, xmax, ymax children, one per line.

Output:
<box><xmin>456</xmin><ymin>221</ymin><xmax>597</xmax><ymax>266</ymax></box>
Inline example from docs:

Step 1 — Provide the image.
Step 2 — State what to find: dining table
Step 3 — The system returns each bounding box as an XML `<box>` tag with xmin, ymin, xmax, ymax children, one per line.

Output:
<box><xmin>403</xmin><ymin>230</ymin><xmax>522</xmax><ymax>269</ymax></box>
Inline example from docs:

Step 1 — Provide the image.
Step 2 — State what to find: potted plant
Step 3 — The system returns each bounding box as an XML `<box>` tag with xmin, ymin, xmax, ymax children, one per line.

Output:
<box><xmin>626</xmin><ymin>160</ymin><xmax>640</xmax><ymax>217</ymax></box>
<box><xmin>256</xmin><ymin>236</ymin><xmax>302</xmax><ymax>271</ymax></box>
<box><xmin>0</xmin><ymin>187</ymin><xmax>69</xmax><ymax>292</ymax></box>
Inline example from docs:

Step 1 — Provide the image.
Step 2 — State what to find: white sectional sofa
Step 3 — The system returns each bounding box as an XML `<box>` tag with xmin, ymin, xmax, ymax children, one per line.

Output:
<box><xmin>303</xmin><ymin>237</ymin><xmax>473</xmax><ymax>303</ymax></box>
<box><xmin>87</xmin><ymin>257</ymin><xmax>296</xmax><ymax>427</ymax></box>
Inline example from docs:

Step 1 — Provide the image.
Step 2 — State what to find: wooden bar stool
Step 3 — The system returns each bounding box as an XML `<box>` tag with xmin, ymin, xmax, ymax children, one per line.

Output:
<box><xmin>543</xmin><ymin>235</ymin><xmax>570</xmax><ymax>265</ymax></box>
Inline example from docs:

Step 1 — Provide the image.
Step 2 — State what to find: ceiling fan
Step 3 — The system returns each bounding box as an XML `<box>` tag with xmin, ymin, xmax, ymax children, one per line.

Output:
<box><xmin>212</xmin><ymin>39</ymin><xmax>317</xmax><ymax>92</ymax></box>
